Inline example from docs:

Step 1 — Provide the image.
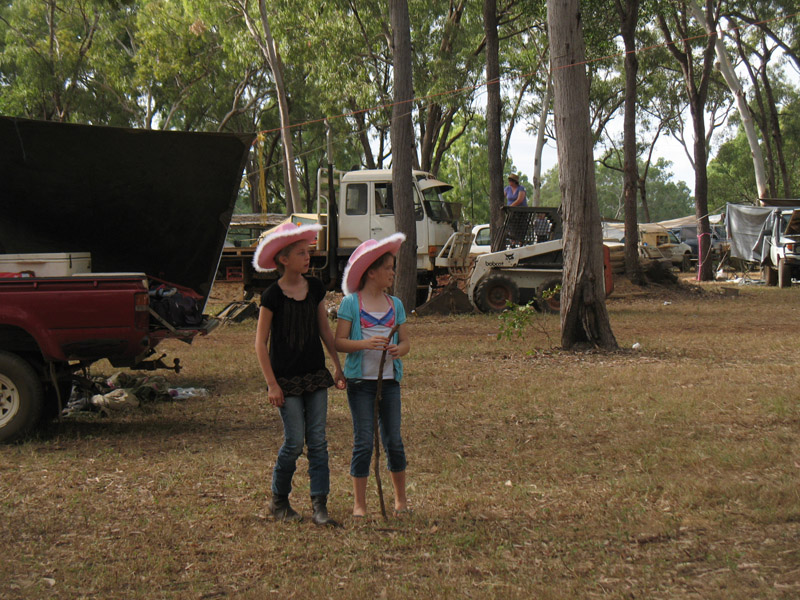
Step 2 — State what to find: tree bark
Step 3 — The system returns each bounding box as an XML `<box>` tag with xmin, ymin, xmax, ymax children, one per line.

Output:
<box><xmin>758</xmin><ymin>40</ymin><xmax>792</xmax><ymax>199</ymax></box>
<box><xmin>657</xmin><ymin>3</ymin><xmax>715</xmax><ymax>282</ymax></box>
<box><xmin>616</xmin><ymin>0</ymin><xmax>645</xmax><ymax>286</ymax></box>
<box><xmin>532</xmin><ymin>69</ymin><xmax>553</xmax><ymax>207</ymax></box>
<box><xmin>688</xmin><ymin>0</ymin><xmax>767</xmax><ymax>201</ymax></box>
<box><xmin>547</xmin><ymin>0</ymin><xmax>619</xmax><ymax>351</ymax></box>
<box><xmin>416</xmin><ymin>2</ymin><xmax>465</xmax><ymax>174</ymax></box>
<box><xmin>390</xmin><ymin>0</ymin><xmax>418</xmax><ymax>310</ymax></box>
<box><xmin>484</xmin><ymin>0</ymin><xmax>504</xmax><ymax>252</ymax></box>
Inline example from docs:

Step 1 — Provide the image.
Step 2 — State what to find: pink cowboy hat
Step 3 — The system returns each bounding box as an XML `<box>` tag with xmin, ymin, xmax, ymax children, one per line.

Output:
<box><xmin>342</xmin><ymin>232</ymin><xmax>406</xmax><ymax>295</ymax></box>
<box><xmin>252</xmin><ymin>221</ymin><xmax>322</xmax><ymax>272</ymax></box>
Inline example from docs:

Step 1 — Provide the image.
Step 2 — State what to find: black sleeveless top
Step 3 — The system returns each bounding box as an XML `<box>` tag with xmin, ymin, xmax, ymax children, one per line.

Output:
<box><xmin>260</xmin><ymin>276</ymin><xmax>326</xmax><ymax>380</ymax></box>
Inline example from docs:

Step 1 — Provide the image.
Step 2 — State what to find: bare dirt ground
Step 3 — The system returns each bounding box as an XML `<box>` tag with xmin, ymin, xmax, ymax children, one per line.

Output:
<box><xmin>2</xmin><ymin>274</ymin><xmax>798</xmax><ymax>599</ymax></box>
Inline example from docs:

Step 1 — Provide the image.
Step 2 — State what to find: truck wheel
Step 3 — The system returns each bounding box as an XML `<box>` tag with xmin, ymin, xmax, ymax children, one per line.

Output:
<box><xmin>778</xmin><ymin>258</ymin><xmax>792</xmax><ymax>288</ymax></box>
<box><xmin>680</xmin><ymin>253</ymin><xmax>691</xmax><ymax>272</ymax></box>
<box><xmin>0</xmin><ymin>351</ymin><xmax>44</xmax><ymax>443</ymax></box>
<box><xmin>536</xmin><ymin>279</ymin><xmax>561</xmax><ymax>314</ymax></box>
<box><xmin>474</xmin><ymin>274</ymin><xmax>519</xmax><ymax>313</ymax></box>
<box><xmin>763</xmin><ymin>264</ymin><xmax>778</xmax><ymax>286</ymax></box>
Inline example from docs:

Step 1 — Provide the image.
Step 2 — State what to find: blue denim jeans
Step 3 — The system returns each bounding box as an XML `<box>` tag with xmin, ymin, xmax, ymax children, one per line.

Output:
<box><xmin>271</xmin><ymin>387</ymin><xmax>330</xmax><ymax>497</ymax></box>
<box><xmin>347</xmin><ymin>379</ymin><xmax>407</xmax><ymax>478</ymax></box>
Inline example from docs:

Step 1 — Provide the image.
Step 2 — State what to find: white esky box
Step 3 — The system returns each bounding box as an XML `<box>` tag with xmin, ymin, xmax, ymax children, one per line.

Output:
<box><xmin>0</xmin><ymin>253</ymin><xmax>92</xmax><ymax>277</ymax></box>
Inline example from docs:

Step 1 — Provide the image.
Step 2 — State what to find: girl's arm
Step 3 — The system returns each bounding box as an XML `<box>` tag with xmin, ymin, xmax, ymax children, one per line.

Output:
<box><xmin>386</xmin><ymin>322</ymin><xmax>410</xmax><ymax>359</ymax></box>
<box><xmin>255</xmin><ymin>306</ymin><xmax>284</xmax><ymax>407</ymax></box>
<box><xmin>317</xmin><ymin>302</ymin><xmax>346</xmax><ymax>389</ymax></box>
<box><xmin>334</xmin><ymin>317</ymin><xmax>388</xmax><ymax>353</ymax></box>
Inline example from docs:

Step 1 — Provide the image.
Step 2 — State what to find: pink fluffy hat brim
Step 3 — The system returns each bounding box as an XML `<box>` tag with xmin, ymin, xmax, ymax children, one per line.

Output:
<box><xmin>342</xmin><ymin>232</ymin><xmax>406</xmax><ymax>295</ymax></box>
<box><xmin>252</xmin><ymin>222</ymin><xmax>322</xmax><ymax>272</ymax></box>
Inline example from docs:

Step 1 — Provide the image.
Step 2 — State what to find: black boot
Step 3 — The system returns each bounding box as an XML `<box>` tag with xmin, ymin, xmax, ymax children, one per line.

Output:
<box><xmin>269</xmin><ymin>493</ymin><xmax>302</xmax><ymax>522</ymax></box>
<box><xmin>311</xmin><ymin>495</ymin><xmax>340</xmax><ymax>527</ymax></box>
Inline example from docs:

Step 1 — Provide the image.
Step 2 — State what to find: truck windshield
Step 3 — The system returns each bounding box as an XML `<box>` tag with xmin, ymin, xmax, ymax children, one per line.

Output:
<box><xmin>422</xmin><ymin>187</ymin><xmax>460</xmax><ymax>223</ymax></box>
<box><xmin>373</xmin><ymin>182</ymin><xmax>424</xmax><ymax>221</ymax></box>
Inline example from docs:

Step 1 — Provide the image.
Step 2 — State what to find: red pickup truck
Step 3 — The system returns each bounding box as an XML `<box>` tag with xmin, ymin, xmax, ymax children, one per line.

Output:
<box><xmin>0</xmin><ymin>273</ymin><xmax>214</xmax><ymax>441</ymax></box>
<box><xmin>0</xmin><ymin>116</ymin><xmax>254</xmax><ymax>442</ymax></box>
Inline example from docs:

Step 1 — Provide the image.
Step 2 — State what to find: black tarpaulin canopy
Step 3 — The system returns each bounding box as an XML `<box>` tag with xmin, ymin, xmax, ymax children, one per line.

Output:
<box><xmin>0</xmin><ymin>116</ymin><xmax>255</xmax><ymax>303</ymax></box>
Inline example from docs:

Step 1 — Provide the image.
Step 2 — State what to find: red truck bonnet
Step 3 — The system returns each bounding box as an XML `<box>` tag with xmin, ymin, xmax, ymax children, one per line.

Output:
<box><xmin>0</xmin><ymin>116</ymin><xmax>255</xmax><ymax>306</ymax></box>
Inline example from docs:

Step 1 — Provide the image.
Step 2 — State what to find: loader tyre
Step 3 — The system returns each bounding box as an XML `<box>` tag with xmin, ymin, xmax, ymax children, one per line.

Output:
<box><xmin>763</xmin><ymin>264</ymin><xmax>778</xmax><ymax>286</ymax></box>
<box><xmin>537</xmin><ymin>279</ymin><xmax>562</xmax><ymax>314</ymax></box>
<box><xmin>474</xmin><ymin>274</ymin><xmax>519</xmax><ymax>313</ymax></box>
<box><xmin>778</xmin><ymin>258</ymin><xmax>792</xmax><ymax>288</ymax></box>
<box><xmin>0</xmin><ymin>351</ymin><xmax>44</xmax><ymax>443</ymax></box>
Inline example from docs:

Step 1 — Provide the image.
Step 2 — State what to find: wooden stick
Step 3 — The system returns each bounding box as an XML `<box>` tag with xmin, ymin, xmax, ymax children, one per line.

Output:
<box><xmin>373</xmin><ymin>323</ymin><xmax>400</xmax><ymax>521</ymax></box>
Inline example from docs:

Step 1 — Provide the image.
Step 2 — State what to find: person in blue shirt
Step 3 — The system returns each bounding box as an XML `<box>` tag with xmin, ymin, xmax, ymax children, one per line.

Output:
<box><xmin>335</xmin><ymin>233</ymin><xmax>411</xmax><ymax>519</ymax></box>
<box><xmin>504</xmin><ymin>173</ymin><xmax>527</xmax><ymax>206</ymax></box>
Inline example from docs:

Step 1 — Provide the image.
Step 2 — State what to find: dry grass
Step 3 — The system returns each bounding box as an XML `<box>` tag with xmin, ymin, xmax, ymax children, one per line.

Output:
<box><xmin>2</xmin><ymin>278</ymin><xmax>799</xmax><ymax>599</ymax></box>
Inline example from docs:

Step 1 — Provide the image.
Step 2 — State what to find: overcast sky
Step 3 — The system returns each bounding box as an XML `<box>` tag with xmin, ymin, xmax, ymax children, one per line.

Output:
<box><xmin>506</xmin><ymin>120</ymin><xmax>696</xmax><ymax>192</ymax></box>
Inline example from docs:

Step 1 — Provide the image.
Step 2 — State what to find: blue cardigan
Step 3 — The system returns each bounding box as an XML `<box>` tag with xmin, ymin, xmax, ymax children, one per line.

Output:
<box><xmin>337</xmin><ymin>293</ymin><xmax>407</xmax><ymax>382</ymax></box>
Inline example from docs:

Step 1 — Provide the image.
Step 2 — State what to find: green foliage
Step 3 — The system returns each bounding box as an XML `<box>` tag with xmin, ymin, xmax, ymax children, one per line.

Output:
<box><xmin>437</xmin><ymin>111</ymin><xmax>532</xmax><ymax>225</ymax></box>
<box><xmin>538</xmin><ymin>159</ymin><xmax>693</xmax><ymax>221</ymax></box>
<box><xmin>0</xmin><ymin>0</ymin><xmax>125</xmax><ymax>121</ymax></box>
<box><xmin>497</xmin><ymin>301</ymin><xmax>539</xmax><ymax>341</ymax></box>
<box><xmin>496</xmin><ymin>285</ymin><xmax>560</xmax><ymax>348</ymax></box>
<box><xmin>708</xmin><ymin>82</ymin><xmax>800</xmax><ymax>208</ymax></box>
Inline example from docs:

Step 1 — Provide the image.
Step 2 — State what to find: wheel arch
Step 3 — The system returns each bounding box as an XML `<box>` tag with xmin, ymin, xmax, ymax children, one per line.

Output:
<box><xmin>0</xmin><ymin>325</ymin><xmax>47</xmax><ymax>365</ymax></box>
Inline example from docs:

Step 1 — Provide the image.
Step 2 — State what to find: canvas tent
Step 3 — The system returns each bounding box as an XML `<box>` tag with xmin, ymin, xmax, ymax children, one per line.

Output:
<box><xmin>656</xmin><ymin>213</ymin><xmax>724</xmax><ymax>229</ymax></box>
<box><xmin>726</xmin><ymin>203</ymin><xmax>800</xmax><ymax>263</ymax></box>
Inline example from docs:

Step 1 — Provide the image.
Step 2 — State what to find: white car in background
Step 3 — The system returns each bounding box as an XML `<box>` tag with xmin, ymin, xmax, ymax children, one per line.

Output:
<box><xmin>469</xmin><ymin>224</ymin><xmax>491</xmax><ymax>255</ymax></box>
<box><xmin>665</xmin><ymin>230</ymin><xmax>693</xmax><ymax>271</ymax></box>
<box><xmin>603</xmin><ymin>222</ymin><xmax>693</xmax><ymax>271</ymax></box>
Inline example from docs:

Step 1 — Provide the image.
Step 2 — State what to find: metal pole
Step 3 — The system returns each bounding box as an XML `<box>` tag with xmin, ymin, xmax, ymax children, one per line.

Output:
<box><xmin>326</xmin><ymin>119</ymin><xmax>339</xmax><ymax>286</ymax></box>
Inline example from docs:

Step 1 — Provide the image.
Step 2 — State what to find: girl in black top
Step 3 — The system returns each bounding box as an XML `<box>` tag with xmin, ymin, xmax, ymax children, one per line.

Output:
<box><xmin>253</xmin><ymin>222</ymin><xmax>345</xmax><ymax>525</ymax></box>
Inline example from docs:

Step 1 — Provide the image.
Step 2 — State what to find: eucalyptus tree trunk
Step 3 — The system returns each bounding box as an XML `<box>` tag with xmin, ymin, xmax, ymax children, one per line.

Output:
<box><xmin>390</xmin><ymin>0</ymin><xmax>418</xmax><ymax>310</ymax></box>
<box><xmin>547</xmin><ymin>0</ymin><xmax>619</xmax><ymax>351</ymax></box>
<box><xmin>531</xmin><ymin>70</ymin><xmax>553</xmax><ymax>207</ymax></box>
<box><xmin>733</xmin><ymin>35</ymin><xmax>777</xmax><ymax>200</ymax></box>
<box><xmin>254</xmin><ymin>0</ymin><xmax>302</xmax><ymax>215</ymax></box>
<box><xmin>761</xmin><ymin>63</ymin><xmax>792</xmax><ymax>199</ymax></box>
<box><xmin>657</xmin><ymin>3</ymin><xmax>715</xmax><ymax>282</ymax></box>
<box><xmin>687</xmin><ymin>0</ymin><xmax>767</xmax><ymax>201</ymax></box>
<box><xmin>484</xmin><ymin>0</ymin><xmax>504</xmax><ymax>252</ymax></box>
<box><xmin>616</xmin><ymin>0</ymin><xmax>645</xmax><ymax>286</ymax></box>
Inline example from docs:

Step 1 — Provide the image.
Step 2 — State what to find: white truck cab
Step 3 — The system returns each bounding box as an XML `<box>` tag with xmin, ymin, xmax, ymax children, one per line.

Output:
<box><xmin>334</xmin><ymin>169</ymin><xmax>462</xmax><ymax>272</ymax></box>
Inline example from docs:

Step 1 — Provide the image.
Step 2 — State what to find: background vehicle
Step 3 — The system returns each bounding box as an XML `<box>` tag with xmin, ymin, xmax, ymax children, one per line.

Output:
<box><xmin>669</xmin><ymin>224</ymin><xmax>728</xmax><ymax>268</ymax></box>
<box><xmin>728</xmin><ymin>203</ymin><xmax>800</xmax><ymax>287</ymax></box>
<box><xmin>664</xmin><ymin>230</ymin><xmax>693</xmax><ymax>271</ymax></box>
<box><xmin>603</xmin><ymin>222</ymin><xmax>692</xmax><ymax>270</ymax></box>
<box><xmin>218</xmin><ymin>168</ymin><xmax>473</xmax><ymax>306</ymax></box>
<box><xmin>468</xmin><ymin>207</ymin><xmax>613</xmax><ymax>313</ymax></box>
<box><xmin>0</xmin><ymin>116</ymin><xmax>253</xmax><ymax>441</ymax></box>
<box><xmin>469</xmin><ymin>223</ymin><xmax>491</xmax><ymax>256</ymax></box>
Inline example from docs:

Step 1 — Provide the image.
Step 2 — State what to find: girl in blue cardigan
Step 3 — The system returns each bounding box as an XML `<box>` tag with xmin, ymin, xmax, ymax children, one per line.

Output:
<box><xmin>335</xmin><ymin>233</ymin><xmax>411</xmax><ymax>518</ymax></box>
